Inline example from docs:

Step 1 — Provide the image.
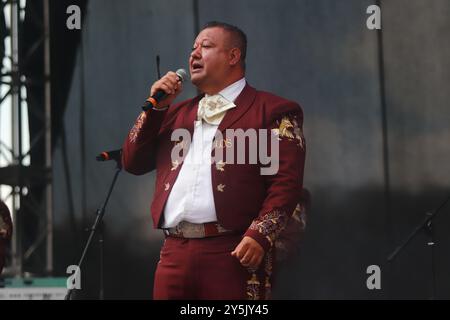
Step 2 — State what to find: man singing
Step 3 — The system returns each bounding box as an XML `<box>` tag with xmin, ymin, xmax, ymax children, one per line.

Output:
<box><xmin>122</xmin><ymin>21</ymin><xmax>306</xmax><ymax>300</ymax></box>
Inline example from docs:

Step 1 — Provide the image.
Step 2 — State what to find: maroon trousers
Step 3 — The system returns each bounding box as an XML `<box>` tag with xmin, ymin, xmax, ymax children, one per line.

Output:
<box><xmin>153</xmin><ymin>234</ymin><xmax>274</xmax><ymax>300</ymax></box>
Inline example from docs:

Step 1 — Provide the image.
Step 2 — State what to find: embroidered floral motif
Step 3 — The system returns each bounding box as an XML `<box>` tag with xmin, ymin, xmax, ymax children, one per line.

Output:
<box><xmin>271</xmin><ymin>115</ymin><xmax>305</xmax><ymax>149</ymax></box>
<box><xmin>215</xmin><ymin>160</ymin><xmax>226</xmax><ymax>172</ymax></box>
<box><xmin>217</xmin><ymin>184</ymin><xmax>226</xmax><ymax>192</ymax></box>
<box><xmin>245</xmin><ymin>249</ymin><xmax>274</xmax><ymax>300</ymax></box>
<box><xmin>272</xmin><ymin>116</ymin><xmax>295</xmax><ymax>139</ymax></box>
<box><xmin>206</xmin><ymin>98</ymin><xmax>219</xmax><ymax>111</ymax></box>
<box><xmin>171</xmin><ymin>160</ymin><xmax>180</xmax><ymax>171</ymax></box>
<box><xmin>264</xmin><ymin>248</ymin><xmax>274</xmax><ymax>299</ymax></box>
<box><xmin>198</xmin><ymin>95</ymin><xmax>236</xmax><ymax>125</ymax></box>
<box><xmin>128</xmin><ymin>111</ymin><xmax>147</xmax><ymax>143</ymax></box>
<box><xmin>291</xmin><ymin>203</ymin><xmax>307</xmax><ymax>230</ymax></box>
<box><xmin>291</xmin><ymin>117</ymin><xmax>306</xmax><ymax>149</ymax></box>
<box><xmin>292</xmin><ymin>203</ymin><xmax>301</xmax><ymax>220</ymax></box>
<box><xmin>246</xmin><ymin>273</ymin><xmax>260</xmax><ymax>300</ymax></box>
<box><xmin>249</xmin><ymin>210</ymin><xmax>289</xmax><ymax>246</ymax></box>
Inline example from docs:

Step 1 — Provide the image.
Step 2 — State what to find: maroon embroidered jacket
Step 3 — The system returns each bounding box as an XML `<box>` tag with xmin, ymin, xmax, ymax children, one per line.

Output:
<box><xmin>122</xmin><ymin>83</ymin><xmax>306</xmax><ymax>252</ymax></box>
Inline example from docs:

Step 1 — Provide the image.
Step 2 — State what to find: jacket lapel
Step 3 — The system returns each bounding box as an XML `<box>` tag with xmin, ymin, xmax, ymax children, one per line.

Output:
<box><xmin>183</xmin><ymin>94</ymin><xmax>203</xmax><ymax>137</ymax></box>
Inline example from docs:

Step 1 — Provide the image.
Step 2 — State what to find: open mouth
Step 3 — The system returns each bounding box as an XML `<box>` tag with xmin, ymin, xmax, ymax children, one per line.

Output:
<box><xmin>191</xmin><ymin>62</ymin><xmax>203</xmax><ymax>72</ymax></box>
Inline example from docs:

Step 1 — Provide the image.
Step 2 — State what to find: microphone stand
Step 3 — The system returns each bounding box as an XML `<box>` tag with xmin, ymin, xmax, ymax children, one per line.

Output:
<box><xmin>65</xmin><ymin>155</ymin><xmax>122</xmax><ymax>300</ymax></box>
<box><xmin>387</xmin><ymin>193</ymin><xmax>450</xmax><ymax>298</ymax></box>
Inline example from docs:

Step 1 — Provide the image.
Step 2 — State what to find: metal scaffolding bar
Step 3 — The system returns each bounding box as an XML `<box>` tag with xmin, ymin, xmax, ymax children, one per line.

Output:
<box><xmin>10</xmin><ymin>0</ymin><xmax>22</xmax><ymax>276</ymax></box>
<box><xmin>43</xmin><ymin>0</ymin><xmax>52</xmax><ymax>275</ymax></box>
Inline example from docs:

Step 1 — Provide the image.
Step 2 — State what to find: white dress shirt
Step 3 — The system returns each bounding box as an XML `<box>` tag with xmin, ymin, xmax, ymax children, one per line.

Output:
<box><xmin>162</xmin><ymin>77</ymin><xmax>246</xmax><ymax>228</ymax></box>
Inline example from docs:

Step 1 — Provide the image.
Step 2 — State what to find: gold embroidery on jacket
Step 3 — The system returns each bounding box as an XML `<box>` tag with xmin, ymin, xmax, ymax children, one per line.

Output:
<box><xmin>249</xmin><ymin>210</ymin><xmax>289</xmax><ymax>247</ymax></box>
<box><xmin>245</xmin><ymin>249</ymin><xmax>275</xmax><ymax>300</ymax></box>
<box><xmin>271</xmin><ymin>115</ymin><xmax>305</xmax><ymax>149</ymax></box>
<box><xmin>129</xmin><ymin>112</ymin><xmax>147</xmax><ymax>143</ymax></box>
<box><xmin>291</xmin><ymin>203</ymin><xmax>307</xmax><ymax>230</ymax></box>
<box><xmin>171</xmin><ymin>160</ymin><xmax>180</xmax><ymax>171</ymax></box>
<box><xmin>291</xmin><ymin>117</ymin><xmax>305</xmax><ymax>149</ymax></box>
<box><xmin>217</xmin><ymin>184</ymin><xmax>226</xmax><ymax>192</ymax></box>
<box><xmin>272</xmin><ymin>116</ymin><xmax>295</xmax><ymax>140</ymax></box>
<box><xmin>264</xmin><ymin>248</ymin><xmax>274</xmax><ymax>299</ymax></box>
<box><xmin>292</xmin><ymin>203</ymin><xmax>302</xmax><ymax>222</ymax></box>
<box><xmin>246</xmin><ymin>273</ymin><xmax>260</xmax><ymax>300</ymax></box>
<box><xmin>216</xmin><ymin>160</ymin><xmax>226</xmax><ymax>172</ymax></box>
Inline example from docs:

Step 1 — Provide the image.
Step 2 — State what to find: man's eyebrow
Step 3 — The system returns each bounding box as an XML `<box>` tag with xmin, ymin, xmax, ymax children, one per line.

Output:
<box><xmin>192</xmin><ymin>39</ymin><xmax>215</xmax><ymax>47</ymax></box>
<box><xmin>201</xmin><ymin>38</ymin><xmax>215</xmax><ymax>44</ymax></box>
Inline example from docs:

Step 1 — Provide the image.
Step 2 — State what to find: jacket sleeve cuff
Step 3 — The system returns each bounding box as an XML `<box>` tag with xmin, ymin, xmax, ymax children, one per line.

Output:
<box><xmin>243</xmin><ymin>228</ymin><xmax>272</xmax><ymax>253</ymax></box>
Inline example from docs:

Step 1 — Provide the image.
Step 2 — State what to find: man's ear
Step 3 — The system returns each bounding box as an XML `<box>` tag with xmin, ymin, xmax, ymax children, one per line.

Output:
<box><xmin>229</xmin><ymin>48</ymin><xmax>242</xmax><ymax>66</ymax></box>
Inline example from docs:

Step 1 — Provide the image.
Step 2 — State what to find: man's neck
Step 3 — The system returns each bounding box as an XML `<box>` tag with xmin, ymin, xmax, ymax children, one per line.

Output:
<box><xmin>203</xmin><ymin>73</ymin><xmax>245</xmax><ymax>95</ymax></box>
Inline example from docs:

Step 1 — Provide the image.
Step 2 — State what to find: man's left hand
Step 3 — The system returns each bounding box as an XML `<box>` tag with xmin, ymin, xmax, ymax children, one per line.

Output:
<box><xmin>231</xmin><ymin>236</ymin><xmax>264</xmax><ymax>269</ymax></box>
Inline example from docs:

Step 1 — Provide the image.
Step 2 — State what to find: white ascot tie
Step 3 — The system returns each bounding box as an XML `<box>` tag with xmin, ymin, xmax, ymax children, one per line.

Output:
<box><xmin>197</xmin><ymin>94</ymin><xmax>236</xmax><ymax>125</ymax></box>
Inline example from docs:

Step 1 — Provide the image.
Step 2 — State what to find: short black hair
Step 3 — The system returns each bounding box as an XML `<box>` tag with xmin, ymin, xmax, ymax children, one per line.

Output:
<box><xmin>201</xmin><ymin>21</ymin><xmax>247</xmax><ymax>69</ymax></box>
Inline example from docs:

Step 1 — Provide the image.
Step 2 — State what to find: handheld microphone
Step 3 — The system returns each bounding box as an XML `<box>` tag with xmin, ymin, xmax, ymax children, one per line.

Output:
<box><xmin>142</xmin><ymin>68</ymin><xmax>188</xmax><ymax>111</ymax></box>
<box><xmin>96</xmin><ymin>149</ymin><xmax>122</xmax><ymax>162</ymax></box>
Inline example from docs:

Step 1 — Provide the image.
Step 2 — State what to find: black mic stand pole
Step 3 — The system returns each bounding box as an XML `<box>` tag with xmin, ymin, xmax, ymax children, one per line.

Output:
<box><xmin>65</xmin><ymin>155</ymin><xmax>122</xmax><ymax>300</ymax></box>
<box><xmin>387</xmin><ymin>193</ymin><xmax>450</xmax><ymax>299</ymax></box>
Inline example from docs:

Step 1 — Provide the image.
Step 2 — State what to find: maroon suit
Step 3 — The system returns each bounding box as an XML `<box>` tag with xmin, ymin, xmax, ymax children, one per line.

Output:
<box><xmin>122</xmin><ymin>83</ymin><xmax>306</xmax><ymax>299</ymax></box>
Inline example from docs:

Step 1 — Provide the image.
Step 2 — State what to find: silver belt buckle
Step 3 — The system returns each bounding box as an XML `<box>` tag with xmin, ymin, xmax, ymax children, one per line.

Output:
<box><xmin>178</xmin><ymin>221</ymin><xmax>205</xmax><ymax>238</ymax></box>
